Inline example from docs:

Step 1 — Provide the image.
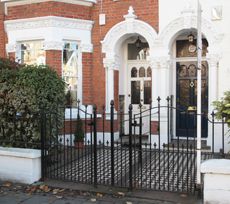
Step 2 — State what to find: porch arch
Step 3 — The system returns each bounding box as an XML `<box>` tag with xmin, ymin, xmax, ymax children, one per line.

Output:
<box><xmin>102</xmin><ymin>8</ymin><xmax>157</xmax><ymax>68</ymax></box>
<box><xmin>101</xmin><ymin>6</ymin><xmax>158</xmax><ymax>111</ymax></box>
<box><xmin>157</xmin><ymin>15</ymin><xmax>223</xmax><ymax>56</ymax></box>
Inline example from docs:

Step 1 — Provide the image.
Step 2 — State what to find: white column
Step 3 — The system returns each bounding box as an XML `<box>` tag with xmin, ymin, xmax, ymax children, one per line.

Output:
<box><xmin>159</xmin><ymin>58</ymin><xmax>170</xmax><ymax>105</ymax></box>
<box><xmin>106</xmin><ymin>67</ymin><xmax>114</xmax><ymax>112</ymax></box>
<box><xmin>150</xmin><ymin>60</ymin><xmax>159</xmax><ymax>107</ymax></box>
<box><xmin>207</xmin><ymin>54</ymin><xmax>219</xmax><ymax>111</ymax></box>
<box><xmin>207</xmin><ymin>54</ymin><xmax>219</xmax><ymax>152</ymax></box>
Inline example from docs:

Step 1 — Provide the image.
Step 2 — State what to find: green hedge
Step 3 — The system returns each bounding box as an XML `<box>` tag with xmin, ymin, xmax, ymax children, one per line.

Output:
<box><xmin>0</xmin><ymin>58</ymin><xmax>65</xmax><ymax>148</ymax></box>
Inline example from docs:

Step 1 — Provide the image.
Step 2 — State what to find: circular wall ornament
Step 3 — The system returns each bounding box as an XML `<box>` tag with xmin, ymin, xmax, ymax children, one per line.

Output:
<box><xmin>188</xmin><ymin>44</ymin><xmax>197</xmax><ymax>53</ymax></box>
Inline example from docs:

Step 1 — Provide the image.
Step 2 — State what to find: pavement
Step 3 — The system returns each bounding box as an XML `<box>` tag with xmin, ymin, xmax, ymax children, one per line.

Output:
<box><xmin>0</xmin><ymin>180</ymin><xmax>202</xmax><ymax>204</ymax></box>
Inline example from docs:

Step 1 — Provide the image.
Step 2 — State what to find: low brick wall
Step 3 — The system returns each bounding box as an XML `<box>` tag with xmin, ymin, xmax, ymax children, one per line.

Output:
<box><xmin>0</xmin><ymin>147</ymin><xmax>41</xmax><ymax>184</ymax></box>
<box><xmin>201</xmin><ymin>159</ymin><xmax>230</xmax><ymax>204</ymax></box>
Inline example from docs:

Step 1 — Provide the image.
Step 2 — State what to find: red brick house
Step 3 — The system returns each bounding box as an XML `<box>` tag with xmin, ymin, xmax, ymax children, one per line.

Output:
<box><xmin>0</xmin><ymin>0</ymin><xmax>229</xmax><ymax>151</ymax></box>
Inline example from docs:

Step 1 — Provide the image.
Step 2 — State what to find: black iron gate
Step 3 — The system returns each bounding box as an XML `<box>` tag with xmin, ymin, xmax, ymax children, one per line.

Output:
<box><xmin>41</xmin><ymin>98</ymin><xmax>225</xmax><ymax>193</ymax></box>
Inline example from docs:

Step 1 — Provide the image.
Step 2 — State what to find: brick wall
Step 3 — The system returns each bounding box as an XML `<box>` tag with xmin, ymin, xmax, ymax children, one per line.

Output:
<box><xmin>45</xmin><ymin>50</ymin><xmax>62</xmax><ymax>76</ymax></box>
<box><xmin>5</xmin><ymin>2</ymin><xmax>92</xmax><ymax>20</ymax></box>
<box><xmin>2</xmin><ymin>0</ymin><xmax>159</xmax><ymax>110</ymax></box>
<box><xmin>91</xmin><ymin>0</ymin><xmax>159</xmax><ymax>109</ymax></box>
<box><xmin>82</xmin><ymin>53</ymin><xmax>93</xmax><ymax>105</ymax></box>
<box><xmin>0</xmin><ymin>3</ymin><xmax>6</xmax><ymax>58</ymax></box>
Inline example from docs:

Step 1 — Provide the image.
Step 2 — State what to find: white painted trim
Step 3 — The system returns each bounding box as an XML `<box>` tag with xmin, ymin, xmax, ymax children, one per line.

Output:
<box><xmin>157</xmin><ymin>15</ymin><xmax>223</xmax><ymax>57</ymax></box>
<box><xmin>4</xmin><ymin>16</ymin><xmax>94</xmax><ymax>32</ymax></box>
<box><xmin>44</xmin><ymin>41</ymin><xmax>63</xmax><ymax>50</ymax></box>
<box><xmin>201</xmin><ymin>159</ymin><xmax>230</xmax><ymax>204</ymax></box>
<box><xmin>0</xmin><ymin>147</ymin><xmax>41</xmax><ymax>158</ymax></box>
<box><xmin>102</xmin><ymin>7</ymin><xmax>157</xmax><ymax>69</ymax></box>
<box><xmin>5</xmin><ymin>16</ymin><xmax>94</xmax><ymax>52</ymax></box>
<box><xmin>0</xmin><ymin>147</ymin><xmax>41</xmax><ymax>184</ymax></box>
<box><xmin>201</xmin><ymin>159</ymin><xmax>230</xmax><ymax>175</ymax></box>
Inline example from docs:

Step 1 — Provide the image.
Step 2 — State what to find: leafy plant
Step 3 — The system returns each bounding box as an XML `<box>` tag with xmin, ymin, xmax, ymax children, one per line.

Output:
<box><xmin>74</xmin><ymin>115</ymin><xmax>85</xmax><ymax>143</ymax></box>
<box><xmin>0</xmin><ymin>58</ymin><xmax>66</xmax><ymax>148</ymax></box>
<box><xmin>213</xmin><ymin>91</ymin><xmax>230</xmax><ymax>128</ymax></box>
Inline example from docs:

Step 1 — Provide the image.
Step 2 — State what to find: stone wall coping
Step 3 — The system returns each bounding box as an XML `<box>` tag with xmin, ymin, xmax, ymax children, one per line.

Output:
<box><xmin>0</xmin><ymin>147</ymin><xmax>41</xmax><ymax>159</ymax></box>
<box><xmin>201</xmin><ymin>159</ymin><xmax>230</xmax><ymax>175</ymax></box>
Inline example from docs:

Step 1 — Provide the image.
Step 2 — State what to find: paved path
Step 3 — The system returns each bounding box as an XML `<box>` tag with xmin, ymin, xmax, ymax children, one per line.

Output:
<box><xmin>0</xmin><ymin>181</ymin><xmax>202</xmax><ymax>204</ymax></box>
<box><xmin>0</xmin><ymin>190</ymin><xmax>177</xmax><ymax>204</ymax></box>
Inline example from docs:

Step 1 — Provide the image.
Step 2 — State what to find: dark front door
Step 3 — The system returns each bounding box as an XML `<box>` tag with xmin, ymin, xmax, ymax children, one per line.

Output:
<box><xmin>176</xmin><ymin>61</ymin><xmax>208</xmax><ymax>137</ymax></box>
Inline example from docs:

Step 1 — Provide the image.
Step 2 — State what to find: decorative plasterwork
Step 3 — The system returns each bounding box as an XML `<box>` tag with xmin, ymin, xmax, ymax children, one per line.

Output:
<box><xmin>158</xmin><ymin>15</ymin><xmax>224</xmax><ymax>56</ymax></box>
<box><xmin>103</xmin><ymin>58</ymin><xmax>119</xmax><ymax>70</ymax></box>
<box><xmin>80</xmin><ymin>43</ymin><xmax>93</xmax><ymax>53</ymax></box>
<box><xmin>4</xmin><ymin>16</ymin><xmax>94</xmax><ymax>33</ymax></box>
<box><xmin>44</xmin><ymin>41</ymin><xmax>63</xmax><ymax>51</ymax></box>
<box><xmin>149</xmin><ymin>56</ymin><xmax>170</xmax><ymax>69</ymax></box>
<box><xmin>180</xmin><ymin>0</ymin><xmax>195</xmax><ymax>16</ymax></box>
<box><xmin>102</xmin><ymin>7</ymin><xmax>157</xmax><ymax>69</ymax></box>
<box><xmin>206</xmin><ymin>53</ymin><xmax>221</xmax><ymax>67</ymax></box>
<box><xmin>123</xmin><ymin>6</ymin><xmax>137</xmax><ymax>20</ymax></box>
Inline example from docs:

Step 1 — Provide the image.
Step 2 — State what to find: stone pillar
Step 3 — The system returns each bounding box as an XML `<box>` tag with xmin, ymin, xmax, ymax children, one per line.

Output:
<box><xmin>207</xmin><ymin>54</ymin><xmax>219</xmax><ymax>111</ymax></box>
<box><xmin>150</xmin><ymin>56</ymin><xmax>170</xmax><ymax>107</ymax></box>
<box><xmin>104</xmin><ymin>58</ymin><xmax>118</xmax><ymax>113</ymax></box>
<box><xmin>150</xmin><ymin>59</ymin><xmax>159</xmax><ymax>107</ymax></box>
<box><xmin>206</xmin><ymin>54</ymin><xmax>220</xmax><ymax>151</ymax></box>
<box><xmin>201</xmin><ymin>159</ymin><xmax>230</xmax><ymax>204</ymax></box>
<box><xmin>159</xmin><ymin>57</ymin><xmax>170</xmax><ymax>105</ymax></box>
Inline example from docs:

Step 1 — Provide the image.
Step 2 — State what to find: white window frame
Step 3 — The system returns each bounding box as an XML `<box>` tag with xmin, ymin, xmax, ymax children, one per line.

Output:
<box><xmin>16</xmin><ymin>40</ymin><xmax>45</xmax><ymax>65</ymax></box>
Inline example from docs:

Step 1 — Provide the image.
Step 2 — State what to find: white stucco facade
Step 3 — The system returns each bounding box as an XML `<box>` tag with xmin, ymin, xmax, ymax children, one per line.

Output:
<box><xmin>101</xmin><ymin>1</ymin><xmax>229</xmax><ymax>152</ymax></box>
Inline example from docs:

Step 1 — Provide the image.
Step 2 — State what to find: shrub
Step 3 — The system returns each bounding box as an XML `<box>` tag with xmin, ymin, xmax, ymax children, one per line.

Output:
<box><xmin>74</xmin><ymin>115</ymin><xmax>85</xmax><ymax>143</ymax></box>
<box><xmin>0</xmin><ymin>59</ymin><xmax>65</xmax><ymax>148</ymax></box>
<box><xmin>213</xmin><ymin>91</ymin><xmax>230</xmax><ymax>128</ymax></box>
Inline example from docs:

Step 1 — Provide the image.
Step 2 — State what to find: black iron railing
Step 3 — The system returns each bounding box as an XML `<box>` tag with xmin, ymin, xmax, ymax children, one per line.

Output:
<box><xmin>40</xmin><ymin>98</ymin><xmax>228</xmax><ymax>193</ymax></box>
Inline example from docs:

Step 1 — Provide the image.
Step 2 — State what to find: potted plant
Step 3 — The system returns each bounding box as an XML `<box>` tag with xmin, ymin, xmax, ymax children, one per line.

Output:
<box><xmin>74</xmin><ymin>115</ymin><xmax>85</xmax><ymax>148</ymax></box>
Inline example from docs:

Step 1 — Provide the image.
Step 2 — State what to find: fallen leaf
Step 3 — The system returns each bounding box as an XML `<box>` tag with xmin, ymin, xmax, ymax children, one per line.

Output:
<box><xmin>96</xmin><ymin>193</ymin><xmax>103</xmax><ymax>198</ymax></box>
<box><xmin>117</xmin><ymin>192</ymin><xmax>125</xmax><ymax>197</ymax></box>
<box><xmin>39</xmin><ymin>185</ymin><xmax>50</xmax><ymax>193</ymax></box>
<box><xmin>3</xmin><ymin>181</ymin><xmax>12</xmax><ymax>187</ymax></box>
<box><xmin>26</xmin><ymin>186</ymin><xmax>37</xmax><ymax>194</ymax></box>
<box><xmin>180</xmin><ymin>193</ymin><xmax>187</xmax><ymax>198</ymax></box>
<box><xmin>52</xmin><ymin>189</ymin><xmax>59</xmax><ymax>195</ymax></box>
<box><xmin>90</xmin><ymin>198</ymin><xmax>96</xmax><ymax>202</ymax></box>
<box><xmin>59</xmin><ymin>189</ymin><xmax>65</xmax><ymax>193</ymax></box>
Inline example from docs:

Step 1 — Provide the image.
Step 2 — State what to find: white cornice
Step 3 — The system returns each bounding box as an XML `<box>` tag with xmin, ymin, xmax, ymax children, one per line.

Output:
<box><xmin>4</xmin><ymin>16</ymin><xmax>94</xmax><ymax>32</ymax></box>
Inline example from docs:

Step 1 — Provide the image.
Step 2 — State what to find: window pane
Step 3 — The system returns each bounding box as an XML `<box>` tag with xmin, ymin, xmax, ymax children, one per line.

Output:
<box><xmin>128</xmin><ymin>42</ymin><xmax>149</xmax><ymax>60</ymax></box>
<box><xmin>139</xmin><ymin>67</ymin><xmax>145</xmax><ymax>77</ymax></box>
<box><xmin>147</xmin><ymin>67</ymin><xmax>152</xmax><ymax>77</ymax></box>
<box><xmin>144</xmin><ymin>81</ymin><xmax>151</xmax><ymax>104</ymax></box>
<box><xmin>178</xmin><ymin>64</ymin><xmax>187</xmax><ymax>77</ymax></box>
<box><xmin>19</xmin><ymin>41</ymin><xmax>45</xmax><ymax>65</ymax></box>
<box><xmin>63</xmin><ymin>42</ymin><xmax>78</xmax><ymax>106</ymax></box>
<box><xmin>131</xmin><ymin>67</ymin><xmax>137</xmax><ymax>78</ymax></box>
<box><xmin>179</xmin><ymin>80</ymin><xmax>190</xmax><ymax>107</ymax></box>
<box><xmin>202</xmin><ymin>63</ymin><xmax>208</xmax><ymax>77</ymax></box>
<box><xmin>131</xmin><ymin>81</ymin><xmax>140</xmax><ymax>104</ymax></box>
